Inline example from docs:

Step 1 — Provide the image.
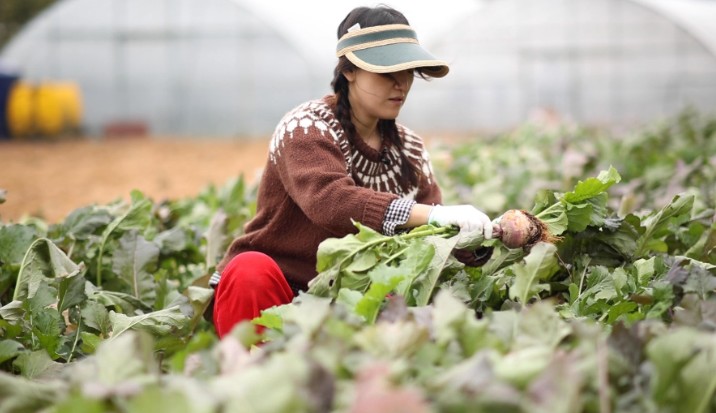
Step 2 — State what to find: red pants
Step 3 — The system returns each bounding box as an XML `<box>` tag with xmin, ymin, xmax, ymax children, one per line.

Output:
<box><xmin>213</xmin><ymin>251</ymin><xmax>295</xmax><ymax>338</ymax></box>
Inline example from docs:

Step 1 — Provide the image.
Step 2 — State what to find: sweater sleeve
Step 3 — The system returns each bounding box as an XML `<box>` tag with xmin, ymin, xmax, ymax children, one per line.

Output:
<box><xmin>271</xmin><ymin>117</ymin><xmax>398</xmax><ymax>236</ymax></box>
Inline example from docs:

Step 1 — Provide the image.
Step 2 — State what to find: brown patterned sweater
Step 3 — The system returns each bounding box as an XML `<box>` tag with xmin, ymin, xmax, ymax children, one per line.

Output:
<box><xmin>217</xmin><ymin>95</ymin><xmax>443</xmax><ymax>290</ymax></box>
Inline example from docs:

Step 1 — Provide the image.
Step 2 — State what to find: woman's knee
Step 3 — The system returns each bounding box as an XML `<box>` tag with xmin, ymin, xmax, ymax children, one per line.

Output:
<box><xmin>220</xmin><ymin>251</ymin><xmax>282</xmax><ymax>290</ymax></box>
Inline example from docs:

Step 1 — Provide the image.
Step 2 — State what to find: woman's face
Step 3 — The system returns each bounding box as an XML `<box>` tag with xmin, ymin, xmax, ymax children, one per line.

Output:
<box><xmin>344</xmin><ymin>68</ymin><xmax>415</xmax><ymax>123</ymax></box>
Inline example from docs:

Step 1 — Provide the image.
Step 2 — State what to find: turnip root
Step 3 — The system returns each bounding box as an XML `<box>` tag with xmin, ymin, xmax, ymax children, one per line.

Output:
<box><xmin>493</xmin><ymin>209</ymin><xmax>558</xmax><ymax>250</ymax></box>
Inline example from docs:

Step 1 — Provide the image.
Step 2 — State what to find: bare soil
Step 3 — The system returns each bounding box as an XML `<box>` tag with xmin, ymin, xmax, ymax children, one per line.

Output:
<box><xmin>0</xmin><ymin>136</ymin><xmax>271</xmax><ymax>223</ymax></box>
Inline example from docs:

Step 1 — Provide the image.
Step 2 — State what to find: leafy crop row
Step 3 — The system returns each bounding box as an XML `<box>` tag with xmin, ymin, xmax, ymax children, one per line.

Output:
<box><xmin>0</xmin><ymin>111</ymin><xmax>714</xmax><ymax>412</ymax></box>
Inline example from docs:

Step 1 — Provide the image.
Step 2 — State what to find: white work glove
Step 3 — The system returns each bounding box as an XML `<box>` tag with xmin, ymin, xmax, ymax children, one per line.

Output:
<box><xmin>428</xmin><ymin>205</ymin><xmax>493</xmax><ymax>249</ymax></box>
<box><xmin>491</xmin><ymin>214</ymin><xmax>503</xmax><ymax>239</ymax></box>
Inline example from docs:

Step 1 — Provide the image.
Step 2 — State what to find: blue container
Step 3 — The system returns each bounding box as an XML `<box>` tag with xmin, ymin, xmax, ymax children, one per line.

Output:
<box><xmin>0</xmin><ymin>73</ymin><xmax>19</xmax><ymax>139</ymax></box>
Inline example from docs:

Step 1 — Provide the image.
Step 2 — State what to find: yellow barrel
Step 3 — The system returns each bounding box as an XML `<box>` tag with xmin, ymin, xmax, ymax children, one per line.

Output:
<box><xmin>51</xmin><ymin>82</ymin><xmax>83</xmax><ymax>130</ymax></box>
<box><xmin>35</xmin><ymin>83</ymin><xmax>64</xmax><ymax>136</ymax></box>
<box><xmin>6</xmin><ymin>81</ymin><xmax>33</xmax><ymax>138</ymax></box>
<box><xmin>6</xmin><ymin>81</ymin><xmax>84</xmax><ymax>138</ymax></box>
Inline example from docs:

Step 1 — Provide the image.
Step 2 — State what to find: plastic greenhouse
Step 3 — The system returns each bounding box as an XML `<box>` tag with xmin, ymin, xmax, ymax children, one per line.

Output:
<box><xmin>0</xmin><ymin>0</ymin><xmax>325</xmax><ymax>137</ymax></box>
<box><xmin>406</xmin><ymin>0</ymin><xmax>716</xmax><ymax>133</ymax></box>
<box><xmin>2</xmin><ymin>0</ymin><xmax>715</xmax><ymax>137</ymax></box>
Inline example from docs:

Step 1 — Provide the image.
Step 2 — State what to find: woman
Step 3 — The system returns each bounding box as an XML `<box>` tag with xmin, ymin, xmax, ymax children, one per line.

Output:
<box><xmin>210</xmin><ymin>5</ymin><xmax>494</xmax><ymax>338</ymax></box>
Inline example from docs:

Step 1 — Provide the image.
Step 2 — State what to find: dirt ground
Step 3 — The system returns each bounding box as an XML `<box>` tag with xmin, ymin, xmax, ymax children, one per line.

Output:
<box><xmin>1</xmin><ymin>132</ymin><xmax>469</xmax><ymax>224</ymax></box>
<box><xmin>0</xmin><ymin>136</ymin><xmax>272</xmax><ymax>223</ymax></box>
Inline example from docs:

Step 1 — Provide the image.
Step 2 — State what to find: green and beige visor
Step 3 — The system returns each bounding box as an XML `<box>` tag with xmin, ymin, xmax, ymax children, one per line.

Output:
<box><xmin>336</xmin><ymin>24</ymin><xmax>449</xmax><ymax>77</ymax></box>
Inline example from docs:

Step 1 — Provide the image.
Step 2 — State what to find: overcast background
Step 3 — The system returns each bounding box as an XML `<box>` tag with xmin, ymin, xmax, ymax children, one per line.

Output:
<box><xmin>239</xmin><ymin>0</ymin><xmax>481</xmax><ymax>72</ymax></box>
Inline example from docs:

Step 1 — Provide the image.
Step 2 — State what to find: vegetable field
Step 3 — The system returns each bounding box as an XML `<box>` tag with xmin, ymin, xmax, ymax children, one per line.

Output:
<box><xmin>1</xmin><ymin>110</ymin><xmax>715</xmax><ymax>413</ymax></box>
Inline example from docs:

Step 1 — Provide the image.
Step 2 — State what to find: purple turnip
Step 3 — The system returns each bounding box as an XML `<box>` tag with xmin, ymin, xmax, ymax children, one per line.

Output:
<box><xmin>493</xmin><ymin>209</ymin><xmax>558</xmax><ymax>250</ymax></box>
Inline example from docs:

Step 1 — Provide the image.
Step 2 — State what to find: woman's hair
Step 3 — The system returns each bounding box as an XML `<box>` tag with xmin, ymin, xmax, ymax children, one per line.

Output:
<box><xmin>330</xmin><ymin>6</ymin><xmax>430</xmax><ymax>192</ymax></box>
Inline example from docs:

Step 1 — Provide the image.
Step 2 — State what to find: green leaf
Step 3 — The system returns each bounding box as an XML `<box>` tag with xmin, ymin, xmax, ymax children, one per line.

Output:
<box><xmin>635</xmin><ymin>194</ymin><xmax>694</xmax><ymax>258</ymax></box>
<box><xmin>562</xmin><ymin>166</ymin><xmax>621</xmax><ymax>204</ymax></box>
<box><xmin>307</xmin><ymin>266</ymin><xmax>341</xmax><ymax>297</ymax></box>
<box><xmin>310</xmin><ymin>225</ymin><xmax>383</xmax><ymax>297</ymax></box>
<box><xmin>524</xmin><ymin>351</ymin><xmax>583</xmax><ymax>413</ymax></box>
<box><xmin>109</xmin><ymin>305</ymin><xmax>188</xmax><ymax>340</ymax></box>
<box><xmin>166</xmin><ymin>330</ymin><xmax>219</xmax><ymax>373</ymax></box>
<box><xmin>13</xmin><ymin>350</ymin><xmax>63</xmax><ymax>379</ymax></box>
<box><xmin>0</xmin><ymin>300</ymin><xmax>24</xmax><ymax>322</ymax></box>
<box><xmin>493</xmin><ymin>346</ymin><xmax>553</xmax><ymax>388</ymax></box>
<box><xmin>0</xmin><ymin>339</ymin><xmax>24</xmax><ymax>364</ymax></box>
<box><xmin>0</xmin><ymin>372</ymin><xmax>65</xmax><ymax>412</ymax></box>
<box><xmin>81</xmin><ymin>301</ymin><xmax>112</xmax><ymax>336</ymax></box>
<box><xmin>345</xmin><ymin>251</ymin><xmax>379</xmax><ymax>273</ymax></box>
<box><xmin>634</xmin><ymin>257</ymin><xmax>657</xmax><ymax>286</ymax></box>
<box><xmin>565</xmin><ymin>202</ymin><xmax>593</xmax><ymax>233</ymax></box>
<box><xmin>211</xmin><ymin>352</ymin><xmax>314</xmax><ymax>413</ymax></box>
<box><xmin>577</xmin><ymin>266</ymin><xmax>615</xmax><ymax>304</ymax></box>
<box><xmin>52</xmin><ymin>393</ymin><xmax>106</xmax><ymax>413</ymax></box>
<box><xmin>513</xmin><ymin>301</ymin><xmax>572</xmax><ymax>350</ymax></box>
<box><xmin>79</xmin><ymin>331</ymin><xmax>102</xmax><ymax>354</ymax></box>
<box><xmin>410</xmin><ymin>235</ymin><xmax>457</xmax><ymax>306</ymax></box>
<box><xmin>168</xmin><ymin>285</ymin><xmax>214</xmax><ymax>333</ymax></box>
<box><xmin>606</xmin><ymin>301</ymin><xmax>638</xmax><ymax>323</ymax></box>
<box><xmin>647</xmin><ymin>327</ymin><xmax>716</xmax><ymax>413</ymax></box>
<box><xmin>126</xmin><ymin>386</ymin><xmax>202</xmax><ymax>413</ymax></box>
<box><xmin>204</xmin><ymin>209</ymin><xmax>228</xmax><ymax>269</ymax></box>
<box><xmin>26</xmin><ymin>281</ymin><xmax>57</xmax><ymax>315</ymax></box>
<box><xmin>56</xmin><ymin>205</ymin><xmax>113</xmax><ymax>241</ymax></box>
<box><xmin>353</xmin><ymin>318</ymin><xmax>430</xmax><ymax>359</ymax></box>
<box><xmin>685</xmin><ymin>222</ymin><xmax>716</xmax><ymax>263</ymax></box>
<box><xmin>567</xmin><ymin>283</ymin><xmax>579</xmax><ymax>305</ymax></box>
<box><xmin>96</xmin><ymin>194</ymin><xmax>152</xmax><ymax>287</ymax></box>
<box><xmin>510</xmin><ymin>243</ymin><xmax>560</xmax><ymax>304</ymax></box>
<box><xmin>31</xmin><ymin>308</ymin><xmax>64</xmax><ymax>358</ymax></box>
<box><xmin>57</xmin><ymin>267</ymin><xmax>87</xmax><ymax>313</ymax></box>
<box><xmin>534</xmin><ymin>201</ymin><xmax>568</xmax><ymax>236</ymax></box>
<box><xmin>277</xmin><ymin>293</ymin><xmax>332</xmax><ymax>336</ymax></box>
<box><xmin>682</xmin><ymin>261</ymin><xmax>716</xmax><ymax>300</ymax></box>
<box><xmin>592</xmin><ymin>219</ymin><xmax>640</xmax><ymax>259</ymax></box>
<box><xmin>13</xmin><ymin>238</ymin><xmax>81</xmax><ymax>302</ymax></box>
<box><xmin>92</xmin><ymin>331</ymin><xmax>158</xmax><ymax>385</ymax></box>
<box><xmin>583</xmin><ymin>193</ymin><xmax>609</xmax><ymax>228</ymax></box>
<box><xmin>354</xmin><ymin>265</ymin><xmax>406</xmax><ymax>323</ymax></box>
<box><xmin>309</xmin><ymin>224</ymin><xmax>454</xmax><ymax>299</ymax></box>
<box><xmin>335</xmin><ymin>288</ymin><xmax>364</xmax><ymax>316</ymax></box>
<box><xmin>612</xmin><ymin>267</ymin><xmax>628</xmax><ymax>295</ymax></box>
<box><xmin>0</xmin><ymin>224</ymin><xmax>37</xmax><ymax>266</ymax></box>
<box><xmin>561</xmin><ymin>194</ymin><xmax>610</xmax><ymax>233</ymax></box>
<box><xmin>153</xmin><ymin>226</ymin><xmax>190</xmax><ymax>254</ymax></box>
<box><xmin>253</xmin><ymin>305</ymin><xmax>288</xmax><ymax>332</ymax></box>
<box><xmin>432</xmin><ymin>290</ymin><xmax>495</xmax><ymax>356</ymax></box>
<box><xmin>315</xmin><ymin>223</ymin><xmax>383</xmax><ymax>274</ymax></box>
<box><xmin>111</xmin><ymin>231</ymin><xmax>159</xmax><ymax>304</ymax></box>
<box><xmin>88</xmin><ymin>288</ymin><xmax>150</xmax><ymax>314</ymax></box>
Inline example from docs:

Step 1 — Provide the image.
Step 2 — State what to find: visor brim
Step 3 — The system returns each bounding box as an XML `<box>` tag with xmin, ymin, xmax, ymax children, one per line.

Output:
<box><xmin>345</xmin><ymin>42</ymin><xmax>449</xmax><ymax>78</ymax></box>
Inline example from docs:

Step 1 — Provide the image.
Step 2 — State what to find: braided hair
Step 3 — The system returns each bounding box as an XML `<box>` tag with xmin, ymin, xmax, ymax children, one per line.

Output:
<box><xmin>330</xmin><ymin>6</ymin><xmax>434</xmax><ymax>192</ymax></box>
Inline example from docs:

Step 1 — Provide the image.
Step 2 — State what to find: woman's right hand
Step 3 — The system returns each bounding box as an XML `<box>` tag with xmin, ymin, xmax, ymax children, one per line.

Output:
<box><xmin>428</xmin><ymin>205</ymin><xmax>493</xmax><ymax>248</ymax></box>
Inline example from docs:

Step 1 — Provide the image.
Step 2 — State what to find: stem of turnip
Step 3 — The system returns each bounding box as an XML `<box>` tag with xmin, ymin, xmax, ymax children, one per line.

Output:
<box><xmin>385</xmin><ymin>247</ymin><xmax>410</xmax><ymax>265</ymax></box>
<box><xmin>535</xmin><ymin>202</ymin><xmax>564</xmax><ymax>221</ymax></box>
<box><xmin>397</xmin><ymin>226</ymin><xmax>456</xmax><ymax>241</ymax></box>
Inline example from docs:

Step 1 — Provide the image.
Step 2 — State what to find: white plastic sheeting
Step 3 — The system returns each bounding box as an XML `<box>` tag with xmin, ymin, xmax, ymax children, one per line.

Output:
<box><xmin>2</xmin><ymin>0</ymin><xmax>715</xmax><ymax>136</ymax></box>
<box><xmin>0</xmin><ymin>0</ymin><xmax>323</xmax><ymax>136</ymax></box>
<box><xmin>406</xmin><ymin>0</ymin><xmax>716</xmax><ymax>133</ymax></box>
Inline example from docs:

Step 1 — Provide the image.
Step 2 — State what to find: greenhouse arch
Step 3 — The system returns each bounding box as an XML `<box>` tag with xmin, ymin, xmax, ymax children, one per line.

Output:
<box><xmin>404</xmin><ymin>0</ymin><xmax>716</xmax><ymax>133</ymax></box>
<box><xmin>0</xmin><ymin>0</ymin><xmax>324</xmax><ymax>137</ymax></box>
